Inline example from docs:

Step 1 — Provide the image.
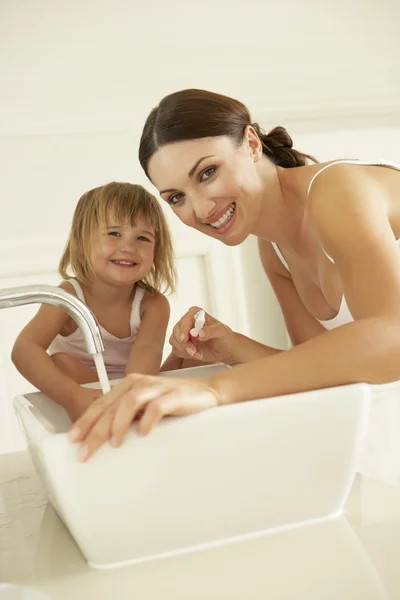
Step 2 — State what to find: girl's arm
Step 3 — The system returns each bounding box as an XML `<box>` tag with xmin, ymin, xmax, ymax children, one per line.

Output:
<box><xmin>12</xmin><ymin>283</ymin><xmax>100</xmax><ymax>419</ymax></box>
<box><xmin>13</xmin><ymin>302</ymin><xmax>85</xmax><ymax>401</ymax></box>
<box><xmin>160</xmin><ymin>352</ymin><xmax>185</xmax><ymax>372</ymax></box>
<box><xmin>125</xmin><ymin>291</ymin><xmax>170</xmax><ymax>376</ymax></box>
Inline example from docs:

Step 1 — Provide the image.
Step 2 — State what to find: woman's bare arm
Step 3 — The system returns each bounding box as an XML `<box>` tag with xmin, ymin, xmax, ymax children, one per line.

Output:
<box><xmin>210</xmin><ymin>165</ymin><xmax>400</xmax><ymax>404</ymax></box>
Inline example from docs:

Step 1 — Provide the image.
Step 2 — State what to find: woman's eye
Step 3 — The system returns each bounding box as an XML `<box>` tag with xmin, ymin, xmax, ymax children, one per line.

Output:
<box><xmin>168</xmin><ymin>193</ymin><xmax>184</xmax><ymax>206</ymax></box>
<box><xmin>199</xmin><ymin>166</ymin><xmax>216</xmax><ymax>182</ymax></box>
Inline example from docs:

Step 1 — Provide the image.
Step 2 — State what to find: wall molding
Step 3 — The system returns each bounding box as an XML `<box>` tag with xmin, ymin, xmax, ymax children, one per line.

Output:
<box><xmin>1</xmin><ymin>101</ymin><xmax>399</xmax><ymax>138</ymax></box>
<box><xmin>256</xmin><ymin>102</ymin><xmax>400</xmax><ymax>134</ymax></box>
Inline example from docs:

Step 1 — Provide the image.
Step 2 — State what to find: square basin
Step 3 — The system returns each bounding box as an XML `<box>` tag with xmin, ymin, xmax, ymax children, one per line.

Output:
<box><xmin>13</xmin><ymin>364</ymin><xmax>370</xmax><ymax>568</ymax></box>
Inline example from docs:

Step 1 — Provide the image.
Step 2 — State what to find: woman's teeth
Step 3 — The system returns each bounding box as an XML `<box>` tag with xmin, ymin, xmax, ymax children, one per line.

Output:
<box><xmin>209</xmin><ymin>203</ymin><xmax>235</xmax><ymax>229</ymax></box>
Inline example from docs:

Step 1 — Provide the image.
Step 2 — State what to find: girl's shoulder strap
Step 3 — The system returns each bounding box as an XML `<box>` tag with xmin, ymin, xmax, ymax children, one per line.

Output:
<box><xmin>63</xmin><ymin>278</ymin><xmax>86</xmax><ymax>303</ymax></box>
<box><xmin>130</xmin><ymin>284</ymin><xmax>146</xmax><ymax>330</ymax></box>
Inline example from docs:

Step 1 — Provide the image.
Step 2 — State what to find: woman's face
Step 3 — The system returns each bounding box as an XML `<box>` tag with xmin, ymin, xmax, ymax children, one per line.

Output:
<box><xmin>148</xmin><ymin>130</ymin><xmax>264</xmax><ymax>246</ymax></box>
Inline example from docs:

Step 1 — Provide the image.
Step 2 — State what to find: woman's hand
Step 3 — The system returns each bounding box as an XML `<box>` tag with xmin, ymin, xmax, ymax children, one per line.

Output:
<box><xmin>169</xmin><ymin>306</ymin><xmax>236</xmax><ymax>364</ymax></box>
<box><xmin>69</xmin><ymin>373</ymin><xmax>219</xmax><ymax>461</ymax></box>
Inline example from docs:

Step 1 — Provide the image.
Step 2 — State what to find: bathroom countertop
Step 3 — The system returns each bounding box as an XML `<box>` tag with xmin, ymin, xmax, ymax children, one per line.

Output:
<box><xmin>1</xmin><ymin>451</ymin><xmax>400</xmax><ymax>600</ymax></box>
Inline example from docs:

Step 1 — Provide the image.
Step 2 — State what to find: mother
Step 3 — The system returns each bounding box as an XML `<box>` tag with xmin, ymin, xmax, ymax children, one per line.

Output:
<box><xmin>70</xmin><ymin>88</ymin><xmax>400</xmax><ymax>468</ymax></box>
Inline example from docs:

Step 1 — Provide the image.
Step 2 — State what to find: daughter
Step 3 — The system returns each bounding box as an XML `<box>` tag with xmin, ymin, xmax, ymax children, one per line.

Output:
<box><xmin>12</xmin><ymin>182</ymin><xmax>176</xmax><ymax>421</ymax></box>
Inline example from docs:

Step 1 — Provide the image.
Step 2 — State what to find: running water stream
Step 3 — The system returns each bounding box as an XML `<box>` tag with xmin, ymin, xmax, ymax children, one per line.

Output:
<box><xmin>93</xmin><ymin>352</ymin><xmax>111</xmax><ymax>394</ymax></box>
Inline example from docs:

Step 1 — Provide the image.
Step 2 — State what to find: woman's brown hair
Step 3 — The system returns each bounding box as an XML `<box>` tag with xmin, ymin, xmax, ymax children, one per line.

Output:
<box><xmin>59</xmin><ymin>182</ymin><xmax>176</xmax><ymax>294</ymax></box>
<box><xmin>139</xmin><ymin>89</ymin><xmax>317</xmax><ymax>176</ymax></box>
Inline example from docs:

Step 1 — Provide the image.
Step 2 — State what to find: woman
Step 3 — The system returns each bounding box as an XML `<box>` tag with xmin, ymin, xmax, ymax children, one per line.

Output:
<box><xmin>70</xmin><ymin>89</ymin><xmax>400</xmax><ymax>477</ymax></box>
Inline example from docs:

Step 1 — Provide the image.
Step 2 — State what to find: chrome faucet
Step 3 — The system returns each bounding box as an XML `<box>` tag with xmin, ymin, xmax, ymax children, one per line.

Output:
<box><xmin>0</xmin><ymin>284</ymin><xmax>104</xmax><ymax>355</ymax></box>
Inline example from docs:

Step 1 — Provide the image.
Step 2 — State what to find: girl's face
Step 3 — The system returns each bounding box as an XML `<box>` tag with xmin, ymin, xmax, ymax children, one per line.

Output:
<box><xmin>148</xmin><ymin>130</ymin><xmax>264</xmax><ymax>247</ymax></box>
<box><xmin>89</xmin><ymin>215</ymin><xmax>155</xmax><ymax>287</ymax></box>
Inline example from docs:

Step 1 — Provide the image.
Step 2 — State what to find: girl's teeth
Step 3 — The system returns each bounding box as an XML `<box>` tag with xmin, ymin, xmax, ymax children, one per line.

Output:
<box><xmin>210</xmin><ymin>203</ymin><xmax>235</xmax><ymax>229</ymax></box>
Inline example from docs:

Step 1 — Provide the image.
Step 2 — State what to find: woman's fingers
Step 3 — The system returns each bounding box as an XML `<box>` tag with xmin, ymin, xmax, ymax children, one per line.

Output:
<box><xmin>78</xmin><ymin>406</ymin><xmax>117</xmax><ymax>461</ymax></box>
<box><xmin>69</xmin><ymin>374</ymin><xmax>220</xmax><ymax>460</ymax></box>
<box><xmin>170</xmin><ymin>307</ymin><xmax>225</xmax><ymax>361</ymax></box>
<box><xmin>181</xmin><ymin>306</ymin><xmax>204</xmax><ymax>340</ymax></box>
<box><xmin>169</xmin><ymin>306</ymin><xmax>222</xmax><ymax>360</ymax></box>
<box><xmin>137</xmin><ymin>393</ymin><xmax>180</xmax><ymax>436</ymax></box>
<box><xmin>197</xmin><ymin>323</ymin><xmax>227</xmax><ymax>342</ymax></box>
<box><xmin>169</xmin><ymin>336</ymin><xmax>199</xmax><ymax>359</ymax></box>
<box><xmin>72</xmin><ymin>374</ymin><xmax>175</xmax><ymax>458</ymax></box>
<box><xmin>172</xmin><ymin>306</ymin><xmax>205</xmax><ymax>343</ymax></box>
<box><xmin>110</xmin><ymin>379</ymin><xmax>163</xmax><ymax>445</ymax></box>
<box><xmin>69</xmin><ymin>374</ymin><xmax>137</xmax><ymax>442</ymax></box>
<box><xmin>138</xmin><ymin>379</ymin><xmax>220</xmax><ymax>436</ymax></box>
<box><xmin>169</xmin><ymin>322</ymin><xmax>226</xmax><ymax>360</ymax></box>
<box><xmin>137</xmin><ymin>385</ymin><xmax>205</xmax><ymax>436</ymax></box>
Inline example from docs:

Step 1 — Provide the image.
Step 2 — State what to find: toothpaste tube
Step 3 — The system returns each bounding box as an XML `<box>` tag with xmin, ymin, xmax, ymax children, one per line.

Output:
<box><xmin>189</xmin><ymin>309</ymin><xmax>205</xmax><ymax>341</ymax></box>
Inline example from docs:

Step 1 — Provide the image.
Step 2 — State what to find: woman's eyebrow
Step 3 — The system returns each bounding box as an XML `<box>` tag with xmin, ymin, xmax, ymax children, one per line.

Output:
<box><xmin>159</xmin><ymin>155</ymin><xmax>215</xmax><ymax>194</ymax></box>
<box><xmin>187</xmin><ymin>155</ymin><xmax>214</xmax><ymax>178</ymax></box>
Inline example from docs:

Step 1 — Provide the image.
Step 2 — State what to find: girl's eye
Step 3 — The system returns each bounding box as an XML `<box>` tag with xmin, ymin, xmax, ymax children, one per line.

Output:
<box><xmin>168</xmin><ymin>193</ymin><xmax>184</xmax><ymax>206</ymax></box>
<box><xmin>138</xmin><ymin>236</ymin><xmax>151</xmax><ymax>242</ymax></box>
<box><xmin>199</xmin><ymin>166</ymin><xmax>216</xmax><ymax>182</ymax></box>
<box><xmin>108</xmin><ymin>231</ymin><xmax>121</xmax><ymax>237</ymax></box>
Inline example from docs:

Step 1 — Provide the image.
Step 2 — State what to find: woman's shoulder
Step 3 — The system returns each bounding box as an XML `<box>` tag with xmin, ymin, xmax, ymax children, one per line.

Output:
<box><xmin>306</xmin><ymin>160</ymin><xmax>396</xmax><ymax>251</ymax></box>
<box><xmin>307</xmin><ymin>158</ymin><xmax>400</xmax><ymax>199</ymax></box>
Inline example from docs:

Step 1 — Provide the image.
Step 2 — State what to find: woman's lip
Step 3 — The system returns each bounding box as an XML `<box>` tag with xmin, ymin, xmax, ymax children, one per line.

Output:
<box><xmin>203</xmin><ymin>202</ymin><xmax>235</xmax><ymax>225</ymax></box>
<box><xmin>206</xmin><ymin>204</ymin><xmax>236</xmax><ymax>235</ymax></box>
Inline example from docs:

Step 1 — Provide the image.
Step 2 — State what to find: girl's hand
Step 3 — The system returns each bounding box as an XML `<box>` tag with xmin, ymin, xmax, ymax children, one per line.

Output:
<box><xmin>69</xmin><ymin>373</ymin><xmax>219</xmax><ymax>460</ymax></box>
<box><xmin>66</xmin><ymin>387</ymin><xmax>103</xmax><ymax>423</ymax></box>
<box><xmin>169</xmin><ymin>307</ymin><xmax>235</xmax><ymax>364</ymax></box>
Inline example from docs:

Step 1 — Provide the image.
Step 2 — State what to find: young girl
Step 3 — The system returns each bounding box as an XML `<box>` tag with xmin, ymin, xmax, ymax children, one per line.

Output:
<box><xmin>12</xmin><ymin>182</ymin><xmax>176</xmax><ymax>421</ymax></box>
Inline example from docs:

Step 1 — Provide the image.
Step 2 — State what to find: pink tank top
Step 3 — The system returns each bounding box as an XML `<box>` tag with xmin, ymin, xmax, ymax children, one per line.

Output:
<box><xmin>272</xmin><ymin>158</ymin><xmax>400</xmax><ymax>330</ymax></box>
<box><xmin>48</xmin><ymin>279</ymin><xmax>145</xmax><ymax>379</ymax></box>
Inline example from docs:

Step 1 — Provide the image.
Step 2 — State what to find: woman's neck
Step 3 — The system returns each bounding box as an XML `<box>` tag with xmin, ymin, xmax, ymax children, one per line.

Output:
<box><xmin>253</xmin><ymin>161</ymin><xmax>316</xmax><ymax>255</ymax></box>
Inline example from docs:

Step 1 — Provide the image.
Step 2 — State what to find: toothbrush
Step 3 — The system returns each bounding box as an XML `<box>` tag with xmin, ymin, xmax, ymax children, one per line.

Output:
<box><xmin>189</xmin><ymin>309</ymin><xmax>205</xmax><ymax>342</ymax></box>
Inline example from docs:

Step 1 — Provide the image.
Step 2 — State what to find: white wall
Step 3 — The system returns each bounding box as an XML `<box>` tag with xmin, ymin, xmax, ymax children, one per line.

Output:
<box><xmin>0</xmin><ymin>1</ymin><xmax>399</xmax><ymax>452</ymax></box>
<box><xmin>1</xmin><ymin>0</ymin><xmax>399</xmax><ymax>137</ymax></box>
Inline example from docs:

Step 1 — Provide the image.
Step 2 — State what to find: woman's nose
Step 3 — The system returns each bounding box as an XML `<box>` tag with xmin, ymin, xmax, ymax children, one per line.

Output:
<box><xmin>191</xmin><ymin>192</ymin><xmax>216</xmax><ymax>221</ymax></box>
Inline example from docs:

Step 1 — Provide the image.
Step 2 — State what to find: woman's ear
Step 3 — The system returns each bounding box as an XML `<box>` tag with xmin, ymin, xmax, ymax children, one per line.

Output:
<box><xmin>244</xmin><ymin>125</ymin><xmax>263</xmax><ymax>162</ymax></box>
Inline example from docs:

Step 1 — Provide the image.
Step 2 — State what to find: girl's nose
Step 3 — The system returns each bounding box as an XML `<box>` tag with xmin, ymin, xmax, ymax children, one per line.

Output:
<box><xmin>121</xmin><ymin>238</ymin><xmax>137</xmax><ymax>252</ymax></box>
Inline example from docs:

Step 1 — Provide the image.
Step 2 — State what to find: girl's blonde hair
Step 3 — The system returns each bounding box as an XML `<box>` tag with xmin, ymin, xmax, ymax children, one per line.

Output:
<box><xmin>59</xmin><ymin>182</ymin><xmax>176</xmax><ymax>294</ymax></box>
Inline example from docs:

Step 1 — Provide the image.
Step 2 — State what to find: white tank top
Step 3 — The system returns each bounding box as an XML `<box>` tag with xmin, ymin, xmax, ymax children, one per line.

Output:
<box><xmin>271</xmin><ymin>158</ymin><xmax>400</xmax><ymax>330</ymax></box>
<box><xmin>272</xmin><ymin>158</ymin><xmax>400</xmax><ymax>486</ymax></box>
<box><xmin>48</xmin><ymin>279</ymin><xmax>145</xmax><ymax>379</ymax></box>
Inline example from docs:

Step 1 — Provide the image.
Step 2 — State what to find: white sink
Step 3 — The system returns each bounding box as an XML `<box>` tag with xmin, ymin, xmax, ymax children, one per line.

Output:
<box><xmin>13</xmin><ymin>364</ymin><xmax>370</xmax><ymax>569</ymax></box>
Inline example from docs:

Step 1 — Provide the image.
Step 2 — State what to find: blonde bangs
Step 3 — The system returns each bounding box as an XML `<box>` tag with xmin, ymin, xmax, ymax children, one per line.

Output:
<box><xmin>59</xmin><ymin>182</ymin><xmax>176</xmax><ymax>294</ymax></box>
<box><xmin>96</xmin><ymin>184</ymin><xmax>160</xmax><ymax>232</ymax></box>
